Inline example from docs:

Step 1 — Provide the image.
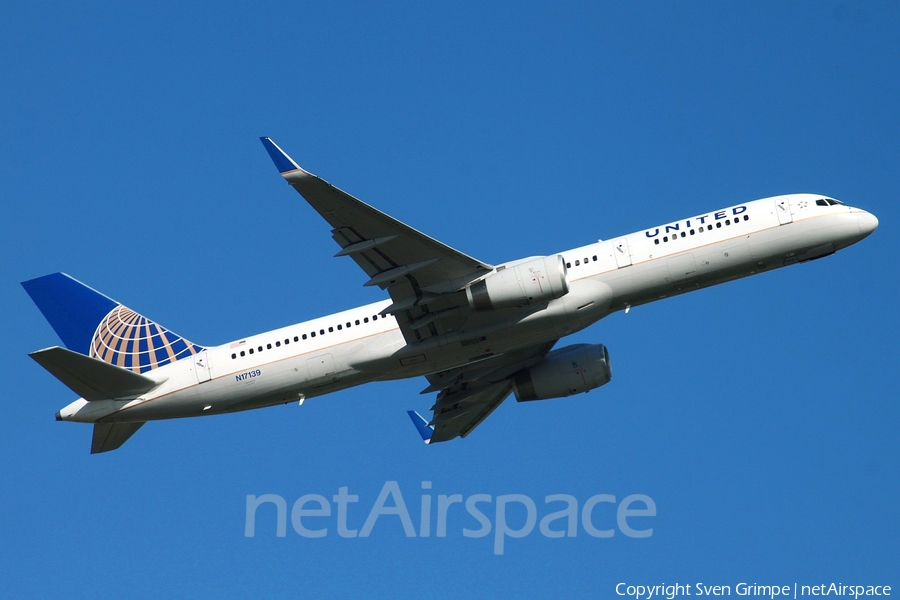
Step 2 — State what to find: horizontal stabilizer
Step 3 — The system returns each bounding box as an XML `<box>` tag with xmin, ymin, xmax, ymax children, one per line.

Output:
<box><xmin>92</xmin><ymin>422</ymin><xmax>145</xmax><ymax>453</ymax></box>
<box><xmin>30</xmin><ymin>347</ymin><xmax>159</xmax><ymax>401</ymax></box>
<box><xmin>407</xmin><ymin>410</ymin><xmax>434</xmax><ymax>444</ymax></box>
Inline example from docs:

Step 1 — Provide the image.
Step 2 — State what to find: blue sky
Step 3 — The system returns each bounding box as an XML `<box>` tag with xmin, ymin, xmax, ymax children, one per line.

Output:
<box><xmin>2</xmin><ymin>1</ymin><xmax>898</xmax><ymax>597</ymax></box>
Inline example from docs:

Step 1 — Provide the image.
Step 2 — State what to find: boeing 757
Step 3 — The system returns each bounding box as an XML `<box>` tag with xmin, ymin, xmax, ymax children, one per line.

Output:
<box><xmin>22</xmin><ymin>138</ymin><xmax>878</xmax><ymax>452</ymax></box>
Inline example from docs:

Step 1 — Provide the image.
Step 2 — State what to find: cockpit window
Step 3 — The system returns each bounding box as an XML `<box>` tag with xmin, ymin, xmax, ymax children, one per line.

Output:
<box><xmin>816</xmin><ymin>199</ymin><xmax>829</xmax><ymax>207</ymax></box>
<box><xmin>818</xmin><ymin>198</ymin><xmax>845</xmax><ymax>206</ymax></box>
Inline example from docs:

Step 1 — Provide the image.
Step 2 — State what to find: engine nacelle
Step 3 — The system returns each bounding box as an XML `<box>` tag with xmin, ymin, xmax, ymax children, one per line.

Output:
<box><xmin>513</xmin><ymin>344</ymin><xmax>611</xmax><ymax>402</ymax></box>
<box><xmin>466</xmin><ymin>255</ymin><xmax>568</xmax><ymax>311</ymax></box>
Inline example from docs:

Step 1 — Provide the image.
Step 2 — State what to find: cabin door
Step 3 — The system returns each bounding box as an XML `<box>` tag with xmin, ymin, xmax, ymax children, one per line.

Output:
<box><xmin>612</xmin><ymin>237</ymin><xmax>632</xmax><ymax>268</ymax></box>
<box><xmin>194</xmin><ymin>350</ymin><xmax>211</xmax><ymax>384</ymax></box>
<box><xmin>775</xmin><ymin>197</ymin><xmax>793</xmax><ymax>225</ymax></box>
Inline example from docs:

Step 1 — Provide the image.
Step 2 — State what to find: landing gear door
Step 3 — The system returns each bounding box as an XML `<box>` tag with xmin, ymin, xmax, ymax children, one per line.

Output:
<box><xmin>775</xmin><ymin>197</ymin><xmax>793</xmax><ymax>225</ymax></box>
<box><xmin>194</xmin><ymin>350</ymin><xmax>211</xmax><ymax>384</ymax></box>
<box><xmin>612</xmin><ymin>237</ymin><xmax>632</xmax><ymax>268</ymax></box>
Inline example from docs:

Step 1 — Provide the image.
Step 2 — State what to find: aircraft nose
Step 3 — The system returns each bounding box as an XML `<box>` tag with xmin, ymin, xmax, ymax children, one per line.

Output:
<box><xmin>857</xmin><ymin>211</ymin><xmax>879</xmax><ymax>237</ymax></box>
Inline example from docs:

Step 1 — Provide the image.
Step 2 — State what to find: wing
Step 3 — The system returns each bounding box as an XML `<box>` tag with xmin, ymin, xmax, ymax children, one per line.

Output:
<box><xmin>423</xmin><ymin>340</ymin><xmax>557</xmax><ymax>443</ymax></box>
<box><xmin>429</xmin><ymin>381</ymin><xmax>513</xmax><ymax>443</ymax></box>
<box><xmin>260</xmin><ymin>137</ymin><xmax>493</xmax><ymax>344</ymax></box>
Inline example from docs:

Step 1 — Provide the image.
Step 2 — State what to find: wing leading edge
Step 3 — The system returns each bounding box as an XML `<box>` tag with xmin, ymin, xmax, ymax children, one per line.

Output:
<box><xmin>260</xmin><ymin>137</ymin><xmax>493</xmax><ymax>344</ymax></box>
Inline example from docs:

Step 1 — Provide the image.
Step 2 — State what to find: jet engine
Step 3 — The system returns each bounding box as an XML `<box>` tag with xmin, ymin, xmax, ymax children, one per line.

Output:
<box><xmin>512</xmin><ymin>343</ymin><xmax>611</xmax><ymax>401</ymax></box>
<box><xmin>466</xmin><ymin>255</ymin><xmax>568</xmax><ymax>311</ymax></box>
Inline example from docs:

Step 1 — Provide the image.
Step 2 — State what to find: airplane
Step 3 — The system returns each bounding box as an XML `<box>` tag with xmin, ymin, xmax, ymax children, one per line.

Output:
<box><xmin>22</xmin><ymin>137</ymin><xmax>879</xmax><ymax>453</ymax></box>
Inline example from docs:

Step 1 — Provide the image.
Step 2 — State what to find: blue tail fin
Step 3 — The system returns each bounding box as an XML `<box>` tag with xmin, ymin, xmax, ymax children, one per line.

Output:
<box><xmin>407</xmin><ymin>410</ymin><xmax>434</xmax><ymax>444</ymax></box>
<box><xmin>22</xmin><ymin>273</ymin><xmax>204</xmax><ymax>374</ymax></box>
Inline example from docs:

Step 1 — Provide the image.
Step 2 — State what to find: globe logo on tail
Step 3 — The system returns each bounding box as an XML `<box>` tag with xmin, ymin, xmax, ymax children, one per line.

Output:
<box><xmin>89</xmin><ymin>305</ymin><xmax>204</xmax><ymax>373</ymax></box>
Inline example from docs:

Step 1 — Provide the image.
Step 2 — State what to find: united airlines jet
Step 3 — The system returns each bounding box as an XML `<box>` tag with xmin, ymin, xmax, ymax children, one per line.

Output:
<box><xmin>23</xmin><ymin>138</ymin><xmax>878</xmax><ymax>452</ymax></box>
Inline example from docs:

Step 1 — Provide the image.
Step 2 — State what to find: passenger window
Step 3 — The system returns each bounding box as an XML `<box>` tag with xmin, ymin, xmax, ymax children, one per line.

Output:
<box><xmin>592</xmin><ymin>256</ymin><xmax>597</xmax><ymax>261</ymax></box>
<box><xmin>575</xmin><ymin>260</ymin><xmax>580</xmax><ymax>266</ymax></box>
<box><xmin>583</xmin><ymin>257</ymin><xmax>588</xmax><ymax>264</ymax></box>
<box><xmin>328</xmin><ymin>327</ymin><xmax>334</xmax><ymax>332</ymax></box>
<box><xmin>355</xmin><ymin>320</ymin><xmax>360</xmax><ymax>325</ymax></box>
<box><xmin>373</xmin><ymin>315</ymin><xmax>378</xmax><ymax>321</ymax></box>
<box><xmin>364</xmin><ymin>317</ymin><xmax>369</xmax><ymax>323</ymax></box>
<box><xmin>276</xmin><ymin>341</ymin><xmax>281</xmax><ymax>347</ymax></box>
<box><xmin>302</xmin><ymin>334</ymin><xmax>307</xmax><ymax>340</ymax></box>
<box><xmin>231</xmin><ymin>353</ymin><xmax>236</xmax><ymax>359</ymax></box>
<box><xmin>707</xmin><ymin>225</ymin><xmax>713</xmax><ymax>231</ymax></box>
<box><xmin>663</xmin><ymin>236</ymin><xmax>668</xmax><ymax>242</ymax></box>
<box><xmin>294</xmin><ymin>336</ymin><xmax>299</xmax><ymax>342</ymax></box>
<box><xmin>690</xmin><ymin>229</ymin><xmax>695</xmax><ymax>235</ymax></box>
<box><xmin>566</xmin><ymin>262</ymin><xmax>571</xmax><ymax>268</ymax></box>
<box><xmin>266</xmin><ymin>344</ymin><xmax>272</xmax><ymax>350</ymax></box>
<box><xmin>346</xmin><ymin>322</ymin><xmax>351</xmax><ymax>328</ymax></box>
<box><xmin>680</xmin><ymin>232</ymin><xmax>686</xmax><ymax>238</ymax></box>
<box><xmin>311</xmin><ymin>332</ymin><xmax>316</xmax><ymax>338</ymax></box>
<box><xmin>654</xmin><ymin>239</ymin><xmax>660</xmax><ymax>245</ymax></box>
<box><xmin>240</xmin><ymin>351</ymin><xmax>245</xmax><ymax>357</ymax></box>
<box><xmin>249</xmin><ymin>348</ymin><xmax>254</xmax><ymax>354</ymax></box>
<box><xmin>725</xmin><ymin>219</ymin><xmax>731</xmax><ymax>225</ymax></box>
<box><xmin>337</xmin><ymin>324</ymin><xmax>342</xmax><ymax>330</ymax></box>
<box><xmin>258</xmin><ymin>346</ymin><xmax>263</xmax><ymax>352</ymax></box>
<box><xmin>743</xmin><ymin>215</ymin><xmax>749</xmax><ymax>221</ymax></box>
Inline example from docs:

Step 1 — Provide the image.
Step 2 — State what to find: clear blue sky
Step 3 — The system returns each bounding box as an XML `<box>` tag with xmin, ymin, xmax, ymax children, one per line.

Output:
<box><xmin>2</xmin><ymin>2</ymin><xmax>897</xmax><ymax>597</ymax></box>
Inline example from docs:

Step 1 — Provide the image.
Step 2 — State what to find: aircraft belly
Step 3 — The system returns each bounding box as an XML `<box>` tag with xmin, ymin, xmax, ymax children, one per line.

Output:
<box><xmin>597</xmin><ymin>261</ymin><xmax>670</xmax><ymax>308</ymax></box>
<box><xmin>608</xmin><ymin>215</ymin><xmax>857</xmax><ymax>311</ymax></box>
<box><xmin>749</xmin><ymin>216</ymin><xmax>852</xmax><ymax>267</ymax></box>
<box><xmin>101</xmin><ymin>353</ymin><xmax>371</xmax><ymax>421</ymax></box>
<box><xmin>347</xmin><ymin>328</ymin><xmax>406</xmax><ymax>373</ymax></box>
<box><xmin>351</xmin><ymin>280</ymin><xmax>614</xmax><ymax>381</ymax></box>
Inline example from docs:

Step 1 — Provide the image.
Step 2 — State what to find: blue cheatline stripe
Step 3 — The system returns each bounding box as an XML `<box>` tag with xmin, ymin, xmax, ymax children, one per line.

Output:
<box><xmin>22</xmin><ymin>273</ymin><xmax>118</xmax><ymax>354</ymax></box>
<box><xmin>260</xmin><ymin>137</ymin><xmax>300</xmax><ymax>173</ymax></box>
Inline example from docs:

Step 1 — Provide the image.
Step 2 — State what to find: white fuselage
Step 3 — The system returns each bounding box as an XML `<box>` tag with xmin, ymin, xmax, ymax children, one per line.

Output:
<box><xmin>57</xmin><ymin>193</ymin><xmax>877</xmax><ymax>424</ymax></box>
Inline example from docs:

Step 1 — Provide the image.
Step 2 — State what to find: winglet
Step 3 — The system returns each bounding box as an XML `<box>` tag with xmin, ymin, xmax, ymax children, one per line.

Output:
<box><xmin>259</xmin><ymin>137</ymin><xmax>302</xmax><ymax>174</ymax></box>
<box><xmin>407</xmin><ymin>410</ymin><xmax>434</xmax><ymax>444</ymax></box>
